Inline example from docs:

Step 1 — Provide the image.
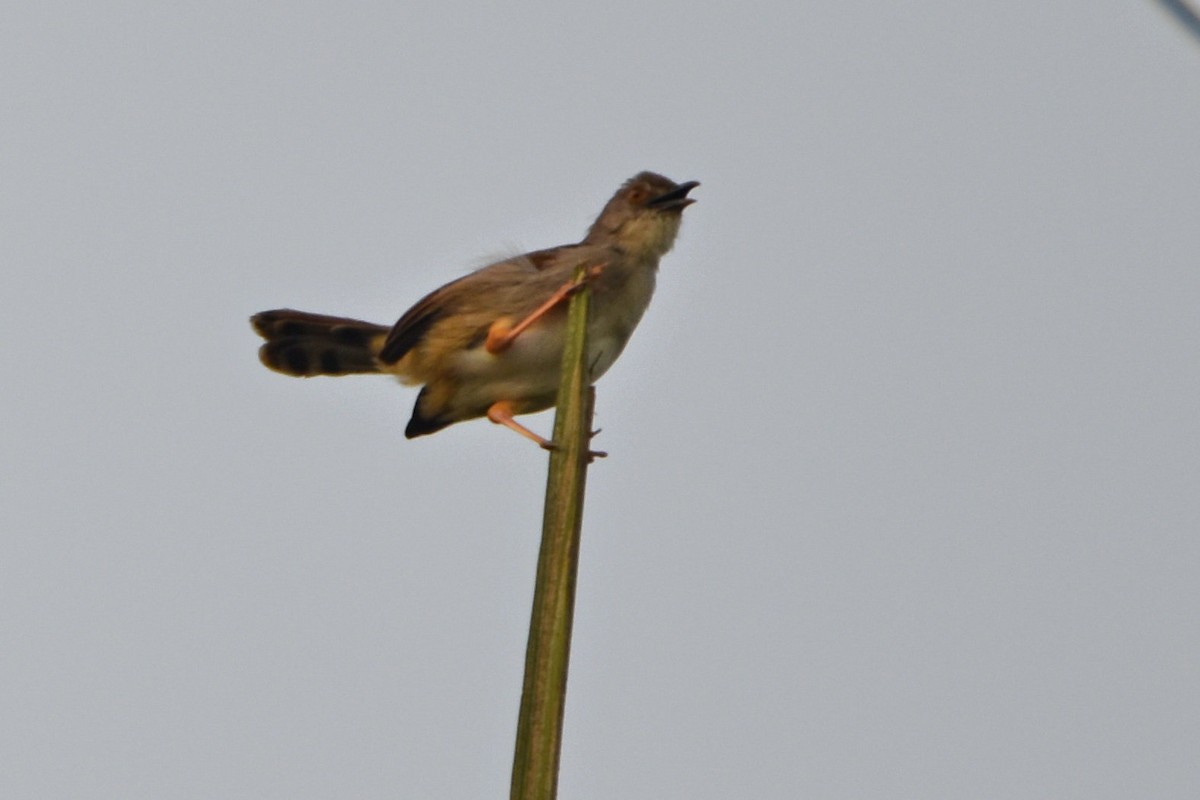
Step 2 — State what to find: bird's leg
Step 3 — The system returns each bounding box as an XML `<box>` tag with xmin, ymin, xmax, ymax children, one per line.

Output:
<box><xmin>485</xmin><ymin>400</ymin><xmax>608</xmax><ymax>460</ymax></box>
<box><xmin>486</xmin><ymin>400</ymin><xmax>552</xmax><ymax>448</ymax></box>
<box><xmin>484</xmin><ymin>263</ymin><xmax>606</xmax><ymax>354</ymax></box>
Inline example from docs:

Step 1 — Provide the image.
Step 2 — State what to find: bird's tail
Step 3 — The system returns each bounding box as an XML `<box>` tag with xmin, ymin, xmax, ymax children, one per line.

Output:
<box><xmin>251</xmin><ymin>309</ymin><xmax>390</xmax><ymax>376</ymax></box>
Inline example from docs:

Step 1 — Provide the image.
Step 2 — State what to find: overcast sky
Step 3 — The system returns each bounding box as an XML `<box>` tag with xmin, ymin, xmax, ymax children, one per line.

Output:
<box><xmin>4</xmin><ymin>3</ymin><xmax>1199</xmax><ymax>798</ymax></box>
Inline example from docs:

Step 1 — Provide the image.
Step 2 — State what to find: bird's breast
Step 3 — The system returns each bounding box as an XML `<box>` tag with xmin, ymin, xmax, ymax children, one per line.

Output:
<box><xmin>440</xmin><ymin>262</ymin><xmax>658</xmax><ymax>414</ymax></box>
<box><xmin>586</xmin><ymin>259</ymin><xmax>657</xmax><ymax>377</ymax></box>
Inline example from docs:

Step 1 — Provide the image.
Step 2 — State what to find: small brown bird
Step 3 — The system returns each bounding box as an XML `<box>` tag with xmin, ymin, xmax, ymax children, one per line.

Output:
<box><xmin>251</xmin><ymin>171</ymin><xmax>698</xmax><ymax>447</ymax></box>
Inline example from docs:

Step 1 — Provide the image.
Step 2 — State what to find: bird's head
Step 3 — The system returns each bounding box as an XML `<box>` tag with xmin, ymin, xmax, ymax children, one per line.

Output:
<box><xmin>584</xmin><ymin>172</ymin><xmax>699</xmax><ymax>258</ymax></box>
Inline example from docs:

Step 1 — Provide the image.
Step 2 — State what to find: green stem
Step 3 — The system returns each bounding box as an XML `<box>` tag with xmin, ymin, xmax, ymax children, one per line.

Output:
<box><xmin>510</xmin><ymin>265</ymin><xmax>596</xmax><ymax>800</ymax></box>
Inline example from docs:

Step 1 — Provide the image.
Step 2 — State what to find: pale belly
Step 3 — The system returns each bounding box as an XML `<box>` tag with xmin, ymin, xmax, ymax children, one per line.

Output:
<box><xmin>440</xmin><ymin>319</ymin><xmax>627</xmax><ymax>417</ymax></box>
<box><xmin>434</xmin><ymin>264</ymin><xmax>655</xmax><ymax>418</ymax></box>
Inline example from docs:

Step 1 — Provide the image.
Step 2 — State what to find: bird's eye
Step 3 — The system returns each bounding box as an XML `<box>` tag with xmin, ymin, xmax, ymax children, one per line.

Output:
<box><xmin>628</xmin><ymin>188</ymin><xmax>646</xmax><ymax>204</ymax></box>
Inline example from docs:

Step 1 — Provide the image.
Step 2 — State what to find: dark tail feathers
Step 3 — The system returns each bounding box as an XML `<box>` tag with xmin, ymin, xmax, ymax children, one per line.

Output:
<box><xmin>251</xmin><ymin>309</ymin><xmax>388</xmax><ymax>376</ymax></box>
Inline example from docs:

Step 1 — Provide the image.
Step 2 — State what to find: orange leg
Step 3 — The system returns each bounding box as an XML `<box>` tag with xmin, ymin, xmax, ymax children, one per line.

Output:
<box><xmin>487</xmin><ymin>400</ymin><xmax>553</xmax><ymax>448</ymax></box>
<box><xmin>485</xmin><ymin>263</ymin><xmax>606</xmax><ymax>355</ymax></box>
<box><xmin>486</xmin><ymin>400</ymin><xmax>608</xmax><ymax>459</ymax></box>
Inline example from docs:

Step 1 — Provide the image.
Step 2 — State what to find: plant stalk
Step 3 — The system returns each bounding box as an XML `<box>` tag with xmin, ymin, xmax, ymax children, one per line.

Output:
<box><xmin>510</xmin><ymin>265</ymin><xmax>597</xmax><ymax>800</ymax></box>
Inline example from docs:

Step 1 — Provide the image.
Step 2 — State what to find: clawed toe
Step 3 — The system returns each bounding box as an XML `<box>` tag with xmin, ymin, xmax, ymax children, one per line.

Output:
<box><xmin>539</xmin><ymin>439</ymin><xmax>607</xmax><ymax>462</ymax></box>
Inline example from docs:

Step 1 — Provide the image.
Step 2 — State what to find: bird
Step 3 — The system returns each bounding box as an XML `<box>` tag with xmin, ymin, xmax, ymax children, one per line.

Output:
<box><xmin>250</xmin><ymin>171</ymin><xmax>698</xmax><ymax>448</ymax></box>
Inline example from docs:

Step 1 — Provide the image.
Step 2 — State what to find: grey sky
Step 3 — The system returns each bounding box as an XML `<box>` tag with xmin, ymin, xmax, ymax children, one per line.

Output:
<box><xmin>4</xmin><ymin>3</ymin><xmax>1199</xmax><ymax>798</ymax></box>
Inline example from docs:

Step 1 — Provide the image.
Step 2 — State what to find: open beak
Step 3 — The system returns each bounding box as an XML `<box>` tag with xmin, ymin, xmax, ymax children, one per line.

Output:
<box><xmin>647</xmin><ymin>180</ymin><xmax>700</xmax><ymax>210</ymax></box>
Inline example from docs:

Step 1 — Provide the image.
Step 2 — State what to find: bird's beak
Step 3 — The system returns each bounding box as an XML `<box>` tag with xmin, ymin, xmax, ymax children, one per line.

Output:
<box><xmin>647</xmin><ymin>180</ymin><xmax>700</xmax><ymax>210</ymax></box>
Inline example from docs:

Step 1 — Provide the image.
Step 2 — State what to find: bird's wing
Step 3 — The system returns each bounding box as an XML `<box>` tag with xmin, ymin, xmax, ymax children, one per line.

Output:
<box><xmin>378</xmin><ymin>274</ymin><xmax>470</xmax><ymax>364</ymax></box>
<box><xmin>523</xmin><ymin>245</ymin><xmax>581</xmax><ymax>271</ymax></box>
<box><xmin>377</xmin><ymin>247</ymin><xmax>582</xmax><ymax>365</ymax></box>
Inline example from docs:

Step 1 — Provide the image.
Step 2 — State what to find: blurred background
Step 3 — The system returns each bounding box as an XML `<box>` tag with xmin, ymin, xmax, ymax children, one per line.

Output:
<box><xmin>3</xmin><ymin>2</ymin><xmax>1198</xmax><ymax>797</ymax></box>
